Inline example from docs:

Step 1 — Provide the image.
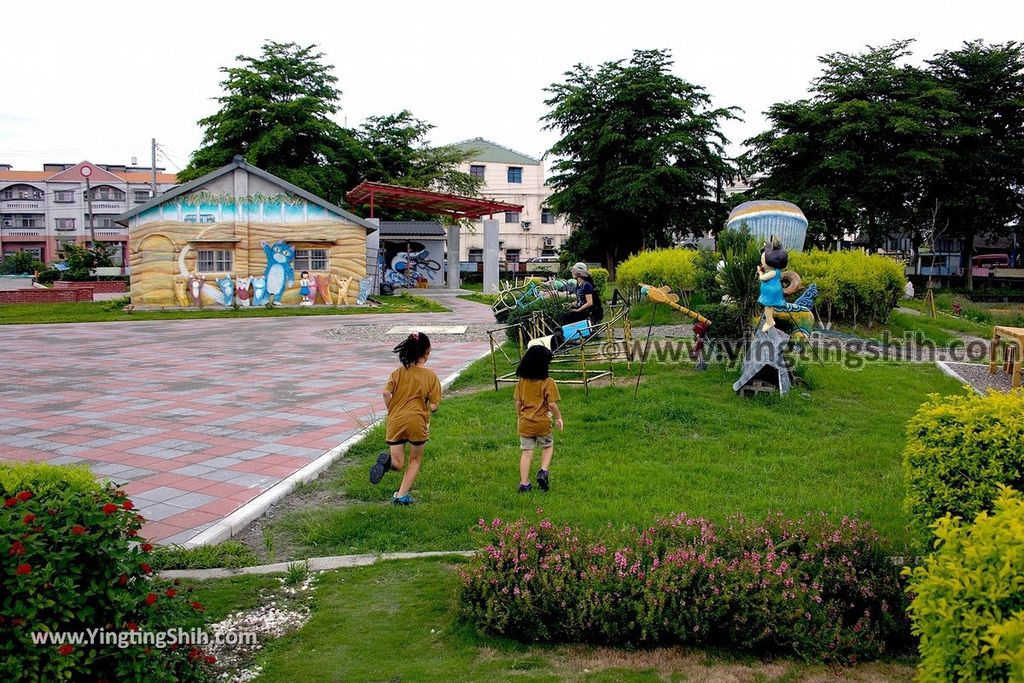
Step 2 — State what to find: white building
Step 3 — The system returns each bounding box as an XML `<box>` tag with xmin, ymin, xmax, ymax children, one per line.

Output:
<box><xmin>450</xmin><ymin>138</ymin><xmax>573</xmax><ymax>267</ymax></box>
<box><xmin>0</xmin><ymin>161</ymin><xmax>177</xmax><ymax>267</ymax></box>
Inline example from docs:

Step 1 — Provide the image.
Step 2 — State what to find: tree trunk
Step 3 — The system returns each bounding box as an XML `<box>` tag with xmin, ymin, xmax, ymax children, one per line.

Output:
<box><xmin>605</xmin><ymin>246</ymin><xmax>616</xmax><ymax>281</ymax></box>
<box><xmin>962</xmin><ymin>227</ymin><xmax>976</xmax><ymax>291</ymax></box>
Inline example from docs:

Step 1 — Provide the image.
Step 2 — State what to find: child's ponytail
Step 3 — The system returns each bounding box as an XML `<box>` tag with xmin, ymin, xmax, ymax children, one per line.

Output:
<box><xmin>393</xmin><ymin>331</ymin><xmax>431</xmax><ymax>368</ymax></box>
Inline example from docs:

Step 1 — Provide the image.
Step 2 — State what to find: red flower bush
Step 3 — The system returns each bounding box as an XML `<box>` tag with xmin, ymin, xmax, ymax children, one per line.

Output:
<box><xmin>2</xmin><ymin>462</ymin><xmax>214</xmax><ymax>681</ymax></box>
<box><xmin>460</xmin><ymin>512</ymin><xmax>912</xmax><ymax>662</ymax></box>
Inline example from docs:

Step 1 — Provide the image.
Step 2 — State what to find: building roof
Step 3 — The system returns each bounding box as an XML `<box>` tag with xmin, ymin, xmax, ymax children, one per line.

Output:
<box><xmin>116</xmin><ymin>156</ymin><xmax>378</xmax><ymax>232</ymax></box>
<box><xmin>379</xmin><ymin>221</ymin><xmax>447</xmax><ymax>239</ymax></box>
<box><xmin>451</xmin><ymin>137</ymin><xmax>539</xmax><ymax>166</ymax></box>
<box><xmin>0</xmin><ymin>162</ymin><xmax>177</xmax><ymax>185</ymax></box>
<box><xmin>346</xmin><ymin>181</ymin><xmax>523</xmax><ymax>220</ymax></box>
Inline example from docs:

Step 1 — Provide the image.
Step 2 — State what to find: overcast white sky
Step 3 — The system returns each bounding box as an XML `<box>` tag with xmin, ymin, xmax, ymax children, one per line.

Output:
<box><xmin>2</xmin><ymin>0</ymin><xmax>1022</xmax><ymax>173</ymax></box>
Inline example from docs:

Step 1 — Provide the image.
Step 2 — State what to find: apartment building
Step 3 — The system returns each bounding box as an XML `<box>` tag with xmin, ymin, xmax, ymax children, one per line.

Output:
<box><xmin>0</xmin><ymin>161</ymin><xmax>178</xmax><ymax>266</ymax></box>
<box><xmin>450</xmin><ymin>138</ymin><xmax>572</xmax><ymax>265</ymax></box>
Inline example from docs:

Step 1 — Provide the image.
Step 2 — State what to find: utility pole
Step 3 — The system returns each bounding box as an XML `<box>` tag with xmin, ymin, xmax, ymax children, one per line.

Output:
<box><xmin>85</xmin><ymin>176</ymin><xmax>95</xmax><ymax>245</ymax></box>
<box><xmin>151</xmin><ymin>138</ymin><xmax>158</xmax><ymax>198</ymax></box>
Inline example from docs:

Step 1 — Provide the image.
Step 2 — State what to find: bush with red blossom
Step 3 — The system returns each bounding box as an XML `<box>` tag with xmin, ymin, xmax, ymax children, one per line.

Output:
<box><xmin>1</xmin><ymin>462</ymin><xmax>213</xmax><ymax>681</ymax></box>
<box><xmin>460</xmin><ymin>511</ymin><xmax>911</xmax><ymax>662</ymax></box>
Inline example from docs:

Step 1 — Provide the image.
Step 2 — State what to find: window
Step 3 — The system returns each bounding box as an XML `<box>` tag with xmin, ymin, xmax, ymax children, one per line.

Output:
<box><xmin>505</xmin><ymin>249</ymin><xmax>521</xmax><ymax>263</ymax></box>
<box><xmin>184</xmin><ymin>214</ymin><xmax>198</xmax><ymax>224</ymax></box>
<box><xmin>541</xmin><ymin>249</ymin><xmax>557</xmax><ymax>257</ymax></box>
<box><xmin>507</xmin><ymin>166</ymin><xmax>523</xmax><ymax>183</ymax></box>
<box><xmin>6</xmin><ymin>247</ymin><xmax>42</xmax><ymax>260</ymax></box>
<box><xmin>2</xmin><ymin>214</ymin><xmax>44</xmax><ymax>228</ymax></box>
<box><xmin>294</xmin><ymin>248</ymin><xmax>328</xmax><ymax>271</ymax></box>
<box><xmin>88</xmin><ymin>186</ymin><xmax>125</xmax><ymax>201</ymax></box>
<box><xmin>54</xmin><ymin>190</ymin><xmax>75</xmax><ymax>203</ymax></box>
<box><xmin>1</xmin><ymin>184</ymin><xmax>42</xmax><ymax>200</ymax></box>
<box><xmin>196</xmin><ymin>249</ymin><xmax>233</xmax><ymax>273</ymax></box>
<box><xmin>504</xmin><ymin>211</ymin><xmax>520</xmax><ymax>223</ymax></box>
<box><xmin>55</xmin><ymin>218</ymin><xmax>76</xmax><ymax>231</ymax></box>
<box><xmin>541</xmin><ymin>208</ymin><xmax>555</xmax><ymax>224</ymax></box>
<box><xmin>85</xmin><ymin>215</ymin><xmax>119</xmax><ymax>228</ymax></box>
<box><xmin>468</xmin><ymin>248</ymin><xmax>483</xmax><ymax>263</ymax></box>
<box><xmin>184</xmin><ymin>213</ymin><xmax>215</xmax><ymax>224</ymax></box>
<box><xmin>469</xmin><ymin>165</ymin><xmax>485</xmax><ymax>180</ymax></box>
<box><xmin>133</xmin><ymin>190</ymin><xmax>151</xmax><ymax>203</ymax></box>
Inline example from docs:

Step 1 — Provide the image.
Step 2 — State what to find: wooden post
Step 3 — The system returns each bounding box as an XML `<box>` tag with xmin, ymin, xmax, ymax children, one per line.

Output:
<box><xmin>989</xmin><ymin>328</ymin><xmax>1000</xmax><ymax>375</ymax></box>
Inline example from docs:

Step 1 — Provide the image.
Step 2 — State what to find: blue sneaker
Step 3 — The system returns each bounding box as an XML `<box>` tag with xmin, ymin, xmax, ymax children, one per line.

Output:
<box><xmin>369</xmin><ymin>452</ymin><xmax>391</xmax><ymax>485</ymax></box>
<box><xmin>537</xmin><ymin>469</ymin><xmax>549</xmax><ymax>491</ymax></box>
<box><xmin>518</xmin><ymin>483</ymin><xmax>532</xmax><ymax>494</ymax></box>
<box><xmin>393</xmin><ymin>493</ymin><xmax>415</xmax><ymax>505</ymax></box>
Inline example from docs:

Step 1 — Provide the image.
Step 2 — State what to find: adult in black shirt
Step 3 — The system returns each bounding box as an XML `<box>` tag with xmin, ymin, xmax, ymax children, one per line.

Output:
<box><xmin>560</xmin><ymin>262</ymin><xmax>602</xmax><ymax>325</ymax></box>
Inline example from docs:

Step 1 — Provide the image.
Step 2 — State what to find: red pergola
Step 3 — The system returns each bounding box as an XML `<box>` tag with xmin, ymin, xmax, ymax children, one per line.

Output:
<box><xmin>345</xmin><ymin>180</ymin><xmax>523</xmax><ymax>220</ymax></box>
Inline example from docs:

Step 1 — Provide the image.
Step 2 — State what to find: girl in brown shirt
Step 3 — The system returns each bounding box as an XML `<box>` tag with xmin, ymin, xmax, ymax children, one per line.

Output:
<box><xmin>514</xmin><ymin>346</ymin><xmax>563</xmax><ymax>493</ymax></box>
<box><xmin>369</xmin><ymin>332</ymin><xmax>441</xmax><ymax>505</ymax></box>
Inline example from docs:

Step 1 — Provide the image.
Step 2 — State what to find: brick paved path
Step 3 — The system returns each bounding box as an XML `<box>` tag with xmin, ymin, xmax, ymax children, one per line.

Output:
<box><xmin>0</xmin><ymin>297</ymin><xmax>493</xmax><ymax>544</ymax></box>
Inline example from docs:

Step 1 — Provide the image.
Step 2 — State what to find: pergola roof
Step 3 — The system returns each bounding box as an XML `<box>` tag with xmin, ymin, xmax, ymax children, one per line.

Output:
<box><xmin>346</xmin><ymin>180</ymin><xmax>523</xmax><ymax>220</ymax></box>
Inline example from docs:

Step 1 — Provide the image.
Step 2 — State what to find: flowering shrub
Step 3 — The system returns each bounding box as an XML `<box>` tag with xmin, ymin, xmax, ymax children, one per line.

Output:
<box><xmin>459</xmin><ymin>512</ymin><xmax>910</xmax><ymax>661</ymax></box>
<box><xmin>1</xmin><ymin>462</ymin><xmax>214</xmax><ymax>681</ymax></box>
<box><xmin>905</xmin><ymin>486</ymin><xmax>1024</xmax><ymax>681</ymax></box>
<box><xmin>902</xmin><ymin>389</ymin><xmax>1024</xmax><ymax>531</ymax></box>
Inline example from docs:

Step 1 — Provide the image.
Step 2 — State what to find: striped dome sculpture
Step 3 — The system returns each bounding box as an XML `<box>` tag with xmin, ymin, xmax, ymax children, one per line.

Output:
<box><xmin>726</xmin><ymin>200</ymin><xmax>808</xmax><ymax>252</ymax></box>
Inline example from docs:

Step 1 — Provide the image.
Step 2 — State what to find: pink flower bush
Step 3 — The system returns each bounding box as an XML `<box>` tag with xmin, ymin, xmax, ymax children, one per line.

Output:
<box><xmin>459</xmin><ymin>511</ymin><xmax>910</xmax><ymax>661</ymax></box>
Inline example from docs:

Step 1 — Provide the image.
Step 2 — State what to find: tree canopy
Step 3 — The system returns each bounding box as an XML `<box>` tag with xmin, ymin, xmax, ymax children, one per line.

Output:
<box><xmin>542</xmin><ymin>49</ymin><xmax>737</xmax><ymax>274</ymax></box>
<box><xmin>180</xmin><ymin>41</ymin><xmax>479</xmax><ymax>212</ymax></box>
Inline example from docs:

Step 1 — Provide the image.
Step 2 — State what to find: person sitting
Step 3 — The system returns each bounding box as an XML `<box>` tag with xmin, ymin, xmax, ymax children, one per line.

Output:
<box><xmin>560</xmin><ymin>262</ymin><xmax>603</xmax><ymax>325</ymax></box>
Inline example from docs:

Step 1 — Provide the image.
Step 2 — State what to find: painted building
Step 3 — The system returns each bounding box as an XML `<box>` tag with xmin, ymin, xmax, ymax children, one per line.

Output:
<box><xmin>378</xmin><ymin>221</ymin><xmax>446</xmax><ymax>289</ymax></box>
<box><xmin>0</xmin><ymin>161</ymin><xmax>177</xmax><ymax>266</ymax></box>
<box><xmin>450</xmin><ymin>138</ymin><xmax>573</xmax><ymax>265</ymax></box>
<box><xmin>116</xmin><ymin>157</ymin><xmax>377</xmax><ymax>308</ymax></box>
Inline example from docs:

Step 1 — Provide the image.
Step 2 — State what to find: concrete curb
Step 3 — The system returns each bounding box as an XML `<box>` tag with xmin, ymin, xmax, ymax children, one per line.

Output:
<box><xmin>159</xmin><ymin>550</ymin><xmax>476</xmax><ymax>580</ymax></box>
<box><xmin>935</xmin><ymin>360</ymin><xmax>983</xmax><ymax>395</ymax></box>
<box><xmin>181</xmin><ymin>347</ymin><xmax>493</xmax><ymax>549</ymax></box>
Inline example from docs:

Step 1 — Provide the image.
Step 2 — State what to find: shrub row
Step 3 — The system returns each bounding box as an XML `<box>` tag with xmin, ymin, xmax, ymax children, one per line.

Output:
<box><xmin>616</xmin><ymin>249</ymin><xmax>700</xmax><ymax>297</ymax></box>
<box><xmin>460</xmin><ymin>512</ymin><xmax>911</xmax><ymax>661</ymax></box>
<box><xmin>902</xmin><ymin>389</ymin><xmax>1024</xmax><ymax>531</ymax></box>
<box><xmin>788</xmin><ymin>250</ymin><xmax>904</xmax><ymax>326</ymax></box>
<box><xmin>1</xmin><ymin>463</ymin><xmax>214</xmax><ymax>682</ymax></box>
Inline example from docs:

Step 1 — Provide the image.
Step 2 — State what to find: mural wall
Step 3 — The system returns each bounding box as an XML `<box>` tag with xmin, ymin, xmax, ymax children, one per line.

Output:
<box><xmin>381</xmin><ymin>239</ymin><xmax>445</xmax><ymax>289</ymax></box>
<box><xmin>127</xmin><ymin>187</ymin><xmax>368</xmax><ymax>307</ymax></box>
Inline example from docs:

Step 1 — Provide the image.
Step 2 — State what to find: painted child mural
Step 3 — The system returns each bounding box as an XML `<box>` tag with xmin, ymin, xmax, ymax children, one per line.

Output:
<box><xmin>261</xmin><ymin>240</ymin><xmax>295</xmax><ymax>305</ymax></box>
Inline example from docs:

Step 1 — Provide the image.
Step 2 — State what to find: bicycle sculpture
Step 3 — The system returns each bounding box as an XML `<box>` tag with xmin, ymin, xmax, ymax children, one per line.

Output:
<box><xmin>382</xmin><ymin>249</ymin><xmax>440</xmax><ymax>289</ymax></box>
<box><xmin>491</xmin><ymin>277</ymin><xmax>576</xmax><ymax>320</ymax></box>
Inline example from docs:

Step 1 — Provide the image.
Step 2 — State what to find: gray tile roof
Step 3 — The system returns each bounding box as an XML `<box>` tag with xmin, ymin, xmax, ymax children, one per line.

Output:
<box><xmin>379</xmin><ymin>221</ymin><xmax>447</xmax><ymax>238</ymax></box>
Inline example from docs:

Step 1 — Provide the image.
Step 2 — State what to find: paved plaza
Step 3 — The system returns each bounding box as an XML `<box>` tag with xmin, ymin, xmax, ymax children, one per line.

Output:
<box><xmin>0</xmin><ymin>297</ymin><xmax>492</xmax><ymax>544</ymax></box>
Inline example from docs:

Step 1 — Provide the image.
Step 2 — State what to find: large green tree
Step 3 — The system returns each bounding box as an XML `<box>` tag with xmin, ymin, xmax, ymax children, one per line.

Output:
<box><xmin>179</xmin><ymin>41</ymin><xmax>363</xmax><ymax>204</ymax></box>
<box><xmin>542</xmin><ymin>49</ymin><xmax>737</xmax><ymax>275</ymax></box>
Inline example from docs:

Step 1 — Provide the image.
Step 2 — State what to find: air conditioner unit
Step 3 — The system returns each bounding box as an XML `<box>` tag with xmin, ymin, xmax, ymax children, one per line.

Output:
<box><xmin>521</xmin><ymin>221</ymin><xmax>531</xmax><ymax>231</ymax></box>
<box><xmin>543</xmin><ymin>237</ymin><xmax>555</xmax><ymax>247</ymax></box>
<box><xmin>2</xmin><ymin>220</ymin><xmax>12</xmax><ymax>227</ymax></box>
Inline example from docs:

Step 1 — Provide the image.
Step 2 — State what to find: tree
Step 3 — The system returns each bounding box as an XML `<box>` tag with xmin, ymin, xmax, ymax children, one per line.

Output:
<box><xmin>542</xmin><ymin>49</ymin><xmax>737</xmax><ymax>276</ymax></box>
<box><xmin>927</xmin><ymin>41</ymin><xmax>1024</xmax><ymax>289</ymax></box>
<box><xmin>179</xmin><ymin>41</ymin><xmax>363</xmax><ymax>205</ymax></box>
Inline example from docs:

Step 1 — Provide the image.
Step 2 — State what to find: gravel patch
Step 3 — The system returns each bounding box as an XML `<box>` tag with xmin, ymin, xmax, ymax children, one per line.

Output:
<box><xmin>943</xmin><ymin>362</ymin><xmax>1019</xmax><ymax>393</ymax></box>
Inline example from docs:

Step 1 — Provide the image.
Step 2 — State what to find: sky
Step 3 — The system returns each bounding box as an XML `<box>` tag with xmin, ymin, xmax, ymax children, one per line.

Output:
<box><xmin>2</xmin><ymin>0</ymin><xmax>1022</xmax><ymax>173</ymax></box>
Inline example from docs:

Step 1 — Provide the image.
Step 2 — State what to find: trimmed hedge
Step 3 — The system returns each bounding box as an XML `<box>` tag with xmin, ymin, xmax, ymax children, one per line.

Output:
<box><xmin>1</xmin><ymin>462</ymin><xmax>215</xmax><ymax>681</ymax></box>
<box><xmin>789</xmin><ymin>250</ymin><xmax>904</xmax><ymax>326</ymax></box>
<box><xmin>589</xmin><ymin>267</ymin><xmax>608</xmax><ymax>299</ymax></box>
<box><xmin>905</xmin><ymin>486</ymin><xmax>1024</xmax><ymax>682</ymax></box>
<box><xmin>460</xmin><ymin>512</ymin><xmax>911</xmax><ymax>661</ymax></box>
<box><xmin>616</xmin><ymin>249</ymin><xmax>700</xmax><ymax>297</ymax></box>
<box><xmin>902</xmin><ymin>390</ymin><xmax>1024</xmax><ymax>531</ymax></box>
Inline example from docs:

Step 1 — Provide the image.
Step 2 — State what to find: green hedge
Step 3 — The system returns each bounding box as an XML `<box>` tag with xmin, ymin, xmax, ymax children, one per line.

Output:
<box><xmin>906</xmin><ymin>486</ymin><xmax>1024</xmax><ymax>682</ymax></box>
<box><xmin>1</xmin><ymin>462</ymin><xmax>215</xmax><ymax>681</ymax></box>
<box><xmin>589</xmin><ymin>267</ymin><xmax>608</xmax><ymax>299</ymax></box>
<box><xmin>616</xmin><ymin>249</ymin><xmax>700</xmax><ymax>297</ymax></box>
<box><xmin>789</xmin><ymin>250</ymin><xmax>904</xmax><ymax>325</ymax></box>
<box><xmin>902</xmin><ymin>390</ymin><xmax>1024</xmax><ymax>531</ymax></box>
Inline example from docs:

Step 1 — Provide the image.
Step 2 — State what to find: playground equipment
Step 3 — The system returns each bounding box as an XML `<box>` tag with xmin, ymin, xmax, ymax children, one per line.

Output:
<box><xmin>487</xmin><ymin>303</ymin><xmax>634</xmax><ymax>394</ymax></box>
<box><xmin>631</xmin><ymin>284</ymin><xmax>714</xmax><ymax>396</ymax></box>
<box><xmin>491</xmin><ymin>277</ymin><xmax>574</xmax><ymax>320</ymax></box>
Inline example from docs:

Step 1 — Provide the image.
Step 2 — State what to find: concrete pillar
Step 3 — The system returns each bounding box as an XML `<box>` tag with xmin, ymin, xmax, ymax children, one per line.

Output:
<box><xmin>365</xmin><ymin>218</ymin><xmax>380</xmax><ymax>293</ymax></box>
<box><xmin>446</xmin><ymin>224</ymin><xmax>460</xmax><ymax>290</ymax></box>
<box><xmin>483</xmin><ymin>218</ymin><xmax>499</xmax><ymax>293</ymax></box>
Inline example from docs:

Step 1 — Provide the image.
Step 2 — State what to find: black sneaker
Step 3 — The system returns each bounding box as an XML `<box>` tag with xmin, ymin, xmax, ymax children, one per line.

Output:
<box><xmin>518</xmin><ymin>483</ymin><xmax>532</xmax><ymax>494</ymax></box>
<box><xmin>537</xmin><ymin>469</ymin><xmax>549</xmax><ymax>491</ymax></box>
<box><xmin>369</xmin><ymin>451</ymin><xmax>391</xmax><ymax>485</ymax></box>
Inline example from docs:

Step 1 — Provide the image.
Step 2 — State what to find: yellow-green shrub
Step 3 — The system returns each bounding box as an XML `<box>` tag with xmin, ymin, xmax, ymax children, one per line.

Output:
<box><xmin>616</xmin><ymin>249</ymin><xmax>699</xmax><ymax>295</ymax></box>
<box><xmin>902</xmin><ymin>390</ymin><xmax>1024</xmax><ymax>531</ymax></box>
<box><xmin>789</xmin><ymin>250</ymin><xmax>904</xmax><ymax>325</ymax></box>
<box><xmin>589</xmin><ymin>267</ymin><xmax>608</xmax><ymax>298</ymax></box>
<box><xmin>905</xmin><ymin>486</ymin><xmax>1024</xmax><ymax>682</ymax></box>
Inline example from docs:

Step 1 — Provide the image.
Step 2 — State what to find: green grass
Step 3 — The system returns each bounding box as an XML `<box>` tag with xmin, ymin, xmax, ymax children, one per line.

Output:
<box><xmin>194</xmin><ymin>557</ymin><xmax>915</xmax><ymax>682</ymax></box>
<box><xmin>266</xmin><ymin>356</ymin><xmax>960</xmax><ymax>556</ymax></box>
<box><xmin>458</xmin><ymin>292</ymin><xmax>498</xmax><ymax>306</ymax></box>
<box><xmin>0</xmin><ymin>293</ymin><xmax>447</xmax><ymax>324</ymax></box>
<box><xmin>151</xmin><ymin>541</ymin><xmax>258</xmax><ymax>570</ymax></box>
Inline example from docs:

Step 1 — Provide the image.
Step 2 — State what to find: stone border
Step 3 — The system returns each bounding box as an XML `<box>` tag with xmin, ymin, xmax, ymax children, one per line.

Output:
<box><xmin>935</xmin><ymin>360</ymin><xmax>982</xmax><ymax>395</ymax></box>
<box><xmin>181</xmin><ymin>348</ymin><xmax>492</xmax><ymax>548</ymax></box>
<box><xmin>159</xmin><ymin>550</ymin><xmax>474</xmax><ymax>580</ymax></box>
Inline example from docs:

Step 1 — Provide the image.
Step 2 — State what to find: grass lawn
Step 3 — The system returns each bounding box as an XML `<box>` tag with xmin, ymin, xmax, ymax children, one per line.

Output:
<box><xmin>260</xmin><ymin>355</ymin><xmax>960</xmax><ymax>558</ymax></box>
<box><xmin>0</xmin><ymin>293</ymin><xmax>446</xmax><ymax>324</ymax></box>
<box><xmin>458</xmin><ymin>292</ymin><xmax>497</xmax><ymax>306</ymax></box>
<box><xmin>831</xmin><ymin>311</ymin><xmax>988</xmax><ymax>347</ymax></box>
<box><xmin>185</xmin><ymin>557</ymin><xmax>916</xmax><ymax>682</ymax></box>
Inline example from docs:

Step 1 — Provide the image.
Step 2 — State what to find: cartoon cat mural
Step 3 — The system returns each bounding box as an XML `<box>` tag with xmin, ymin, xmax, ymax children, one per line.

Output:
<box><xmin>172</xmin><ymin>276</ymin><xmax>189</xmax><ymax>307</ymax></box>
<box><xmin>187</xmin><ymin>273</ymin><xmax>205</xmax><ymax>308</ymax></box>
<box><xmin>261</xmin><ymin>240</ymin><xmax>295</xmax><ymax>305</ymax></box>
<box><xmin>216</xmin><ymin>274</ymin><xmax>235</xmax><ymax>307</ymax></box>
<box><xmin>251</xmin><ymin>275</ymin><xmax>269</xmax><ymax>306</ymax></box>
<box><xmin>235</xmin><ymin>276</ymin><xmax>252</xmax><ymax>307</ymax></box>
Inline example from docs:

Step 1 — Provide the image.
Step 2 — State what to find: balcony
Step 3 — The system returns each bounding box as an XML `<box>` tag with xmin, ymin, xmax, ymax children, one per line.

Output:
<box><xmin>0</xmin><ymin>199</ymin><xmax>44</xmax><ymax>211</ymax></box>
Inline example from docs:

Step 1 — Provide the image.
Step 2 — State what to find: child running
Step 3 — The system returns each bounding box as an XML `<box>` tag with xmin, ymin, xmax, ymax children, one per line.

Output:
<box><xmin>514</xmin><ymin>345</ymin><xmax>563</xmax><ymax>493</ymax></box>
<box><xmin>369</xmin><ymin>331</ymin><xmax>441</xmax><ymax>505</ymax></box>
